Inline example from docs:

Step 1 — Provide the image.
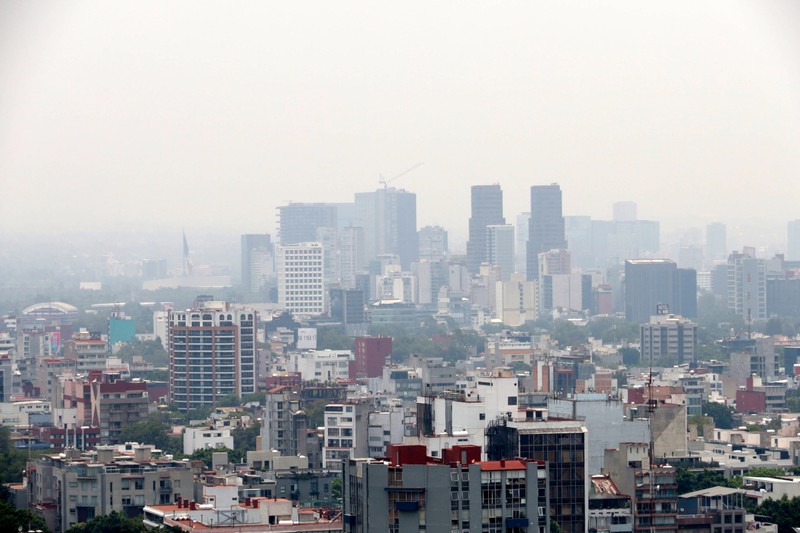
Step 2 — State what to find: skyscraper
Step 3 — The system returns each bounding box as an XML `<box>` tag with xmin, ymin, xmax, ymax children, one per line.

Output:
<box><xmin>277</xmin><ymin>242</ymin><xmax>326</xmax><ymax>316</ymax></box>
<box><xmin>467</xmin><ymin>184</ymin><xmax>505</xmax><ymax>273</ymax></box>
<box><xmin>788</xmin><ymin>219</ymin><xmax>800</xmax><ymax>261</ymax></box>
<box><xmin>354</xmin><ymin>187</ymin><xmax>418</xmax><ymax>269</ymax></box>
<box><xmin>727</xmin><ymin>250</ymin><xmax>766</xmax><ymax>323</ymax></box>
<box><xmin>168</xmin><ymin>301</ymin><xmax>257</xmax><ymax>412</ymax></box>
<box><xmin>624</xmin><ymin>259</ymin><xmax>697</xmax><ymax>323</ymax></box>
<box><xmin>526</xmin><ymin>184</ymin><xmax>567</xmax><ymax>280</ymax></box>
<box><xmin>240</xmin><ymin>234</ymin><xmax>273</xmax><ymax>292</ymax></box>
<box><xmin>485</xmin><ymin>224</ymin><xmax>515</xmax><ymax>281</ymax></box>
<box><xmin>706</xmin><ymin>222</ymin><xmax>727</xmax><ymax>263</ymax></box>
<box><xmin>277</xmin><ymin>203</ymin><xmax>337</xmax><ymax>245</ymax></box>
<box><xmin>417</xmin><ymin>225</ymin><xmax>448</xmax><ymax>261</ymax></box>
<box><xmin>339</xmin><ymin>226</ymin><xmax>366</xmax><ymax>289</ymax></box>
<box><xmin>515</xmin><ymin>212</ymin><xmax>530</xmax><ymax>277</ymax></box>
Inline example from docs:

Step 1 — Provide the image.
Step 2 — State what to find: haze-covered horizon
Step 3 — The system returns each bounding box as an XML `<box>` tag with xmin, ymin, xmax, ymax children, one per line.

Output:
<box><xmin>2</xmin><ymin>1</ymin><xmax>799</xmax><ymax>243</ymax></box>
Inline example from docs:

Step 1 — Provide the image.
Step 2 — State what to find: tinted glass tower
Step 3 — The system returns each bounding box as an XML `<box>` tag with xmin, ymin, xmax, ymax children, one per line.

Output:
<box><xmin>526</xmin><ymin>183</ymin><xmax>567</xmax><ymax>280</ymax></box>
<box><xmin>467</xmin><ymin>184</ymin><xmax>505</xmax><ymax>273</ymax></box>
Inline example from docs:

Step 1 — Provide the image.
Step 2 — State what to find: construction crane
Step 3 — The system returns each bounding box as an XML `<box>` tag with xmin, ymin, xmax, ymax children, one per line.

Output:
<box><xmin>378</xmin><ymin>162</ymin><xmax>424</xmax><ymax>189</ymax></box>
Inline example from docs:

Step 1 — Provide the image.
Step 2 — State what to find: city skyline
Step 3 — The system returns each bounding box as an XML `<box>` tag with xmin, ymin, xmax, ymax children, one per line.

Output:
<box><xmin>1</xmin><ymin>2</ymin><xmax>799</xmax><ymax>240</ymax></box>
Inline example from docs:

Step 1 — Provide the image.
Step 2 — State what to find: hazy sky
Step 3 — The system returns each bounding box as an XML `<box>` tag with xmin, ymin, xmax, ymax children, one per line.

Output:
<box><xmin>2</xmin><ymin>1</ymin><xmax>799</xmax><ymax>246</ymax></box>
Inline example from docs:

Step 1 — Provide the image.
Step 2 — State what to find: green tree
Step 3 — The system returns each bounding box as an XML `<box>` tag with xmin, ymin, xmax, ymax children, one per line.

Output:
<box><xmin>0</xmin><ymin>499</ymin><xmax>50</xmax><ymax>533</ymax></box>
<box><xmin>215</xmin><ymin>393</ymin><xmax>241</xmax><ymax>407</ymax></box>
<box><xmin>676</xmin><ymin>467</ymin><xmax>733</xmax><ymax>494</ymax></box>
<box><xmin>331</xmin><ymin>477</ymin><xmax>343</xmax><ymax>502</ymax></box>
<box><xmin>117</xmin><ymin>413</ymin><xmax>182</xmax><ymax>454</ymax></box>
<box><xmin>702</xmin><ymin>402</ymin><xmax>735</xmax><ymax>430</ymax></box>
<box><xmin>231</xmin><ymin>423</ymin><xmax>261</xmax><ymax>452</ymax></box>
<box><xmin>747</xmin><ymin>467</ymin><xmax>787</xmax><ymax>479</ymax></box>
<box><xmin>763</xmin><ymin>317</ymin><xmax>784</xmax><ymax>336</ymax></box>
<box><xmin>65</xmin><ymin>511</ymin><xmax>147</xmax><ymax>533</ymax></box>
<box><xmin>316</xmin><ymin>326</ymin><xmax>353</xmax><ymax>350</ymax></box>
<box><xmin>758</xmin><ymin>495</ymin><xmax>800</xmax><ymax>533</ymax></box>
<box><xmin>619</xmin><ymin>347</ymin><xmax>640</xmax><ymax>366</ymax></box>
<box><xmin>304</xmin><ymin>399</ymin><xmax>328</xmax><ymax>430</ymax></box>
<box><xmin>549</xmin><ymin>320</ymin><xmax>586</xmax><ymax>348</ymax></box>
<box><xmin>189</xmin><ymin>446</ymin><xmax>245</xmax><ymax>468</ymax></box>
<box><xmin>0</xmin><ymin>426</ymin><xmax>46</xmax><ymax>484</ymax></box>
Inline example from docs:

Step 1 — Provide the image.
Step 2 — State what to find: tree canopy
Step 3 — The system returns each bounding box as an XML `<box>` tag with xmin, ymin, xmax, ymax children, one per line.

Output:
<box><xmin>0</xmin><ymin>498</ymin><xmax>49</xmax><ymax>533</ymax></box>
<box><xmin>117</xmin><ymin>413</ymin><xmax>182</xmax><ymax>455</ymax></box>
<box><xmin>702</xmin><ymin>402</ymin><xmax>735</xmax><ymax>430</ymax></box>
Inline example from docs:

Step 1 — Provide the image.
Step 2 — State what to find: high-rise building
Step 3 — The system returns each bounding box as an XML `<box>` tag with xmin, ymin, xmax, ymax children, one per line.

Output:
<box><xmin>277</xmin><ymin>242</ymin><xmax>326</xmax><ymax>316</ymax></box>
<box><xmin>467</xmin><ymin>184</ymin><xmax>505</xmax><ymax>273</ymax></box>
<box><xmin>339</xmin><ymin>226</ymin><xmax>366</xmax><ymax>289</ymax></box>
<box><xmin>564</xmin><ymin>215</ymin><xmax>593</xmax><ymax>271</ymax></box>
<box><xmin>486</xmin><ymin>224</ymin><xmax>515</xmax><ymax>281</ymax></box>
<box><xmin>277</xmin><ymin>203</ymin><xmax>337</xmax><ymax>245</ymax></box>
<box><xmin>624</xmin><ymin>259</ymin><xmax>696</xmax><ymax>323</ymax></box>
<box><xmin>241</xmin><ymin>234</ymin><xmax>273</xmax><ymax>292</ymax></box>
<box><xmin>788</xmin><ymin>219</ymin><xmax>800</xmax><ymax>262</ymax></box>
<box><xmin>727</xmin><ymin>251</ymin><xmax>766</xmax><ymax>323</ymax></box>
<box><xmin>527</xmin><ymin>184</ymin><xmax>567</xmax><ymax>280</ymax></box>
<box><xmin>168</xmin><ymin>301</ymin><xmax>257</xmax><ymax>412</ymax></box>
<box><xmin>705</xmin><ymin>222</ymin><xmax>727</xmax><ymax>263</ymax></box>
<box><xmin>515</xmin><ymin>212</ymin><xmax>530</xmax><ymax>277</ymax></box>
<box><xmin>640</xmin><ymin>314</ymin><xmax>697</xmax><ymax>366</ymax></box>
<box><xmin>354</xmin><ymin>187</ymin><xmax>418</xmax><ymax>269</ymax></box>
<box><xmin>417</xmin><ymin>225</ymin><xmax>448</xmax><ymax>261</ymax></box>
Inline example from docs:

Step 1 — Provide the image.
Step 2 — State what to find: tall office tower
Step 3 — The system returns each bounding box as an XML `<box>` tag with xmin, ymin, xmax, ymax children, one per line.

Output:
<box><xmin>788</xmin><ymin>219</ymin><xmax>800</xmax><ymax>261</ymax></box>
<box><xmin>486</xmin><ymin>224</ymin><xmax>515</xmax><ymax>281</ymax></box>
<box><xmin>565</xmin><ymin>215</ymin><xmax>593</xmax><ymax>270</ymax></box>
<box><xmin>612</xmin><ymin>201</ymin><xmax>637</xmax><ymax>222</ymax></box>
<box><xmin>339</xmin><ymin>226</ymin><xmax>366</xmax><ymax>290</ymax></box>
<box><xmin>168</xmin><ymin>301</ymin><xmax>257</xmax><ymax>412</ymax></box>
<box><xmin>277</xmin><ymin>202</ymin><xmax>337</xmax><ymax>245</ymax></box>
<box><xmin>515</xmin><ymin>212</ymin><xmax>530</xmax><ymax>277</ymax></box>
<box><xmin>240</xmin><ymin>234</ymin><xmax>273</xmax><ymax>292</ymax></box>
<box><xmin>467</xmin><ymin>184</ymin><xmax>505</xmax><ymax>273</ymax></box>
<box><xmin>417</xmin><ymin>225</ymin><xmax>448</xmax><ymax>261</ymax></box>
<box><xmin>727</xmin><ymin>250</ymin><xmax>766</xmax><ymax>323</ymax></box>
<box><xmin>277</xmin><ymin>242</ymin><xmax>325</xmax><ymax>316</ymax></box>
<box><xmin>316</xmin><ymin>226</ymin><xmax>338</xmax><ymax>285</ymax></box>
<box><xmin>624</xmin><ymin>259</ymin><xmax>697</xmax><ymax>323</ymax></box>
<box><xmin>705</xmin><ymin>222</ymin><xmax>727</xmax><ymax>262</ymax></box>
<box><xmin>526</xmin><ymin>183</ymin><xmax>567</xmax><ymax>280</ymax></box>
<box><xmin>354</xmin><ymin>187</ymin><xmax>418</xmax><ymax>269</ymax></box>
<box><xmin>675</xmin><ymin>267</ymin><xmax>698</xmax><ymax>317</ymax></box>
